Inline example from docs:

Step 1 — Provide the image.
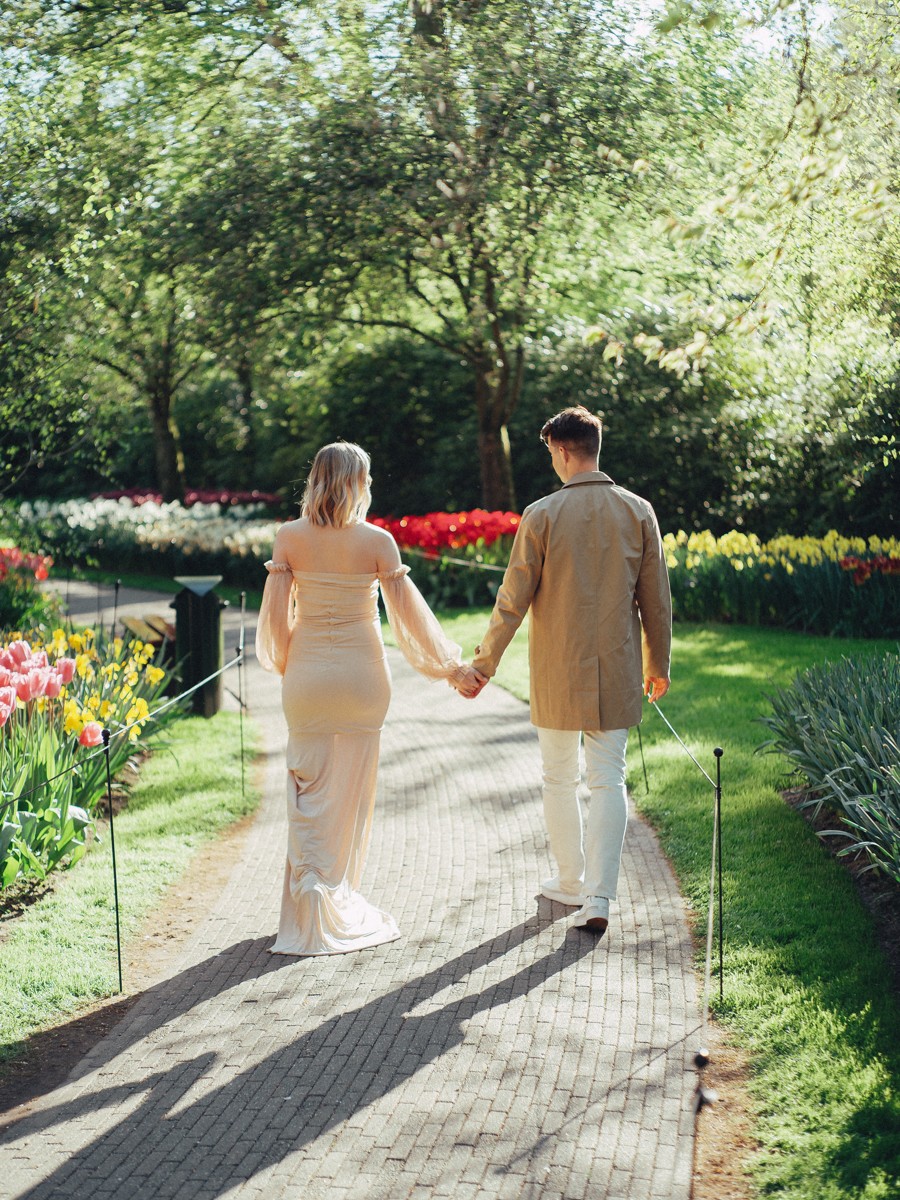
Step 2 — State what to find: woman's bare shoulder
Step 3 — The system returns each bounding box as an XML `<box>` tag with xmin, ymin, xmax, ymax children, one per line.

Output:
<box><xmin>361</xmin><ymin>522</ymin><xmax>401</xmax><ymax>567</ymax></box>
<box><xmin>274</xmin><ymin>516</ymin><xmax>307</xmax><ymax>539</ymax></box>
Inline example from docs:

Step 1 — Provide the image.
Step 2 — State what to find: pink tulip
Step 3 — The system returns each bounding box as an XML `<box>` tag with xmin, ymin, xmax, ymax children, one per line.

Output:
<box><xmin>79</xmin><ymin>722</ymin><xmax>104</xmax><ymax>748</ymax></box>
<box><xmin>28</xmin><ymin>650</ymin><xmax>49</xmax><ymax>669</ymax></box>
<box><xmin>56</xmin><ymin>657</ymin><xmax>76</xmax><ymax>684</ymax></box>
<box><xmin>43</xmin><ymin>671</ymin><xmax>62</xmax><ymax>699</ymax></box>
<box><xmin>0</xmin><ymin>686</ymin><xmax>16</xmax><ymax>727</ymax></box>
<box><xmin>6</xmin><ymin>641</ymin><xmax>31</xmax><ymax>667</ymax></box>
<box><xmin>14</xmin><ymin>672</ymin><xmax>41</xmax><ymax>703</ymax></box>
<box><xmin>0</xmin><ymin>687</ymin><xmax>17</xmax><ymax>729</ymax></box>
<box><xmin>0</xmin><ymin>666</ymin><xmax>12</xmax><ymax>688</ymax></box>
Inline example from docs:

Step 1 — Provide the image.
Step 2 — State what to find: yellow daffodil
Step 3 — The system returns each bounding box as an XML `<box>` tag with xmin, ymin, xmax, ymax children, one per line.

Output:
<box><xmin>64</xmin><ymin>710</ymin><xmax>83</xmax><ymax>736</ymax></box>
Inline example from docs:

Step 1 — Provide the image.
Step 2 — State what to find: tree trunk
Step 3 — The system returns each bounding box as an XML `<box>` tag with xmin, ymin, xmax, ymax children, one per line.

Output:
<box><xmin>477</xmin><ymin>421</ymin><xmax>516</xmax><ymax>510</ymax></box>
<box><xmin>474</xmin><ymin>351</ymin><xmax>522</xmax><ymax>510</ymax></box>
<box><xmin>236</xmin><ymin>355</ymin><xmax>256</xmax><ymax>475</ymax></box>
<box><xmin>148</xmin><ymin>386</ymin><xmax>186</xmax><ymax>502</ymax></box>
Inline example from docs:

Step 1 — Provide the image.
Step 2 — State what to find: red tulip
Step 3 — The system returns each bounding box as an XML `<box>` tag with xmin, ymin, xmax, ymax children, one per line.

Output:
<box><xmin>79</xmin><ymin>722</ymin><xmax>104</xmax><ymax>748</ymax></box>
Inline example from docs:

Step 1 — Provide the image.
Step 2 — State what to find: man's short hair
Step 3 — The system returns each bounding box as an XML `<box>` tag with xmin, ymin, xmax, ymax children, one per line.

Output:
<box><xmin>540</xmin><ymin>406</ymin><xmax>603</xmax><ymax>457</ymax></box>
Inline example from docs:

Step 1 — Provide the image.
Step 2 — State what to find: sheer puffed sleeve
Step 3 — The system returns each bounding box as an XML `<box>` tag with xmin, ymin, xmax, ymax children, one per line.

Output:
<box><xmin>379</xmin><ymin>565</ymin><xmax>468</xmax><ymax>686</ymax></box>
<box><xmin>255</xmin><ymin>561</ymin><xmax>295</xmax><ymax>676</ymax></box>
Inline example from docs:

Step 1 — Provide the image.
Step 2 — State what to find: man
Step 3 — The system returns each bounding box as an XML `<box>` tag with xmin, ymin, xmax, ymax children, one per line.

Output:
<box><xmin>469</xmin><ymin>406</ymin><xmax>672</xmax><ymax>937</ymax></box>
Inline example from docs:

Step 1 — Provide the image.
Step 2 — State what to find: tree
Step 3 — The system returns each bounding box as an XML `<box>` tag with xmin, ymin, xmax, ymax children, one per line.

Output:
<box><xmin>283</xmin><ymin>0</ymin><xmax>750</xmax><ymax>507</ymax></box>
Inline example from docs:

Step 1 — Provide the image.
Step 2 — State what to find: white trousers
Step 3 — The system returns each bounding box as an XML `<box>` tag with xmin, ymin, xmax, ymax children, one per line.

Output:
<box><xmin>535</xmin><ymin>726</ymin><xmax>629</xmax><ymax>901</ymax></box>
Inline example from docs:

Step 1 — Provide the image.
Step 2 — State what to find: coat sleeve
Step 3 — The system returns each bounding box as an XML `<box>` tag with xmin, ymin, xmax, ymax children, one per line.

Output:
<box><xmin>471</xmin><ymin>509</ymin><xmax>544</xmax><ymax>679</ymax></box>
<box><xmin>255</xmin><ymin>561</ymin><xmax>295</xmax><ymax>676</ymax></box>
<box><xmin>634</xmin><ymin>508</ymin><xmax>672</xmax><ymax>679</ymax></box>
<box><xmin>379</xmin><ymin>566</ymin><xmax>468</xmax><ymax>686</ymax></box>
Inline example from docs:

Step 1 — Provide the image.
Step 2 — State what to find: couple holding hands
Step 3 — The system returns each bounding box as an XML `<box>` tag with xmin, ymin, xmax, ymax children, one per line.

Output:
<box><xmin>256</xmin><ymin>406</ymin><xmax>672</xmax><ymax>956</ymax></box>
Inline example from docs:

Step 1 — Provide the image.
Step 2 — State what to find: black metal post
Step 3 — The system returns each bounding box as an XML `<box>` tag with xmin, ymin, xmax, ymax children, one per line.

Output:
<box><xmin>715</xmin><ymin>746</ymin><xmax>724</xmax><ymax>1003</ymax></box>
<box><xmin>238</xmin><ymin>590</ymin><xmax>246</xmax><ymax>807</ymax></box>
<box><xmin>102</xmin><ymin>728</ymin><xmax>124</xmax><ymax>994</ymax></box>
<box><xmin>636</xmin><ymin>723</ymin><xmax>650</xmax><ymax>794</ymax></box>
<box><xmin>112</xmin><ymin>579</ymin><xmax>121</xmax><ymax>638</ymax></box>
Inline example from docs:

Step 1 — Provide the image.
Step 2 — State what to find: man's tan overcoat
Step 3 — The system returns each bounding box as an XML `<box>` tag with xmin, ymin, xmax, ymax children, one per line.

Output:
<box><xmin>472</xmin><ymin>471</ymin><xmax>672</xmax><ymax>731</ymax></box>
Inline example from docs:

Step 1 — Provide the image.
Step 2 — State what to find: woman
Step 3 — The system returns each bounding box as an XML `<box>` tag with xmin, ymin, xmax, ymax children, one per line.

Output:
<box><xmin>256</xmin><ymin>442</ymin><xmax>480</xmax><ymax>956</ymax></box>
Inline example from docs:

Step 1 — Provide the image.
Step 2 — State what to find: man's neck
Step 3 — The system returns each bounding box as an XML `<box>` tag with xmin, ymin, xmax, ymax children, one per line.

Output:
<box><xmin>561</xmin><ymin>458</ymin><xmax>599</xmax><ymax>483</ymax></box>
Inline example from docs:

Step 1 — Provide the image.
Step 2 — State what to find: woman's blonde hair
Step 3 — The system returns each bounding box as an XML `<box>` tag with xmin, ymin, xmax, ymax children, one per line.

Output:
<box><xmin>301</xmin><ymin>442</ymin><xmax>372</xmax><ymax>527</ymax></box>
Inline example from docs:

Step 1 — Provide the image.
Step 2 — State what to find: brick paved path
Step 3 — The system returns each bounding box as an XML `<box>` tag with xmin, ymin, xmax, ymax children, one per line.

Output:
<box><xmin>3</xmin><ymin>583</ymin><xmax>700</xmax><ymax>1199</ymax></box>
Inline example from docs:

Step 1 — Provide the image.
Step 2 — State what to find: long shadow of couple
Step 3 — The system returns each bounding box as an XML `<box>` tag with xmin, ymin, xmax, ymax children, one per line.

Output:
<box><xmin>4</xmin><ymin>911</ymin><xmax>595</xmax><ymax>1199</ymax></box>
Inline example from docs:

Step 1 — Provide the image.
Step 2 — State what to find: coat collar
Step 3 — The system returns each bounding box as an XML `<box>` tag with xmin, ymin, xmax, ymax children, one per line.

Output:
<box><xmin>562</xmin><ymin>470</ymin><xmax>614</xmax><ymax>488</ymax></box>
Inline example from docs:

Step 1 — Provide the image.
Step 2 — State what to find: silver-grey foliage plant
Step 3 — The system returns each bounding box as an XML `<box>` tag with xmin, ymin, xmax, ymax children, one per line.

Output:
<box><xmin>759</xmin><ymin>652</ymin><xmax>900</xmax><ymax>885</ymax></box>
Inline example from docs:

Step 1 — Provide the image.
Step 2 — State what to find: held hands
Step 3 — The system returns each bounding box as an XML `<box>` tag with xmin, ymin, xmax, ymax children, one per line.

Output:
<box><xmin>644</xmin><ymin>675</ymin><xmax>670</xmax><ymax>704</ymax></box>
<box><xmin>454</xmin><ymin>665</ymin><xmax>490</xmax><ymax>699</ymax></box>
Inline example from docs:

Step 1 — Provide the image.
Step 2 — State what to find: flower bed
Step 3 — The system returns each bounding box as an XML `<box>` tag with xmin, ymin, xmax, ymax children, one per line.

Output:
<box><xmin>663</xmin><ymin>530</ymin><xmax>900</xmax><ymax>636</ymax></box>
<box><xmin>0</xmin><ymin>628</ymin><xmax>174</xmax><ymax>889</ymax></box>
<box><xmin>12</xmin><ymin>497</ymin><xmax>281</xmax><ymax>591</ymax></box>
<box><xmin>93</xmin><ymin>487</ymin><xmax>283</xmax><ymax>510</ymax></box>
<box><xmin>370</xmin><ymin>510</ymin><xmax>520</xmax><ymax>606</ymax></box>
<box><xmin>0</xmin><ymin>546</ymin><xmax>61</xmax><ymax>630</ymax></box>
<box><xmin>8</xmin><ymin>495</ymin><xmax>899</xmax><ymax>634</ymax></box>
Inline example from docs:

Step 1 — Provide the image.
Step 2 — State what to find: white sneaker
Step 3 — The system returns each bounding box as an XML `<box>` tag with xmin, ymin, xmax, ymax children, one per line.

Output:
<box><xmin>541</xmin><ymin>877</ymin><xmax>585</xmax><ymax>906</ymax></box>
<box><xmin>572</xmin><ymin>896</ymin><xmax>610</xmax><ymax>934</ymax></box>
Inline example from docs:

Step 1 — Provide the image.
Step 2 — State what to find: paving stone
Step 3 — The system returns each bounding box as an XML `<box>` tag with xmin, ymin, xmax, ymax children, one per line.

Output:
<box><xmin>3</xmin><ymin>581</ymin><xmax>702</xmax><ymax>1200</ymax></box>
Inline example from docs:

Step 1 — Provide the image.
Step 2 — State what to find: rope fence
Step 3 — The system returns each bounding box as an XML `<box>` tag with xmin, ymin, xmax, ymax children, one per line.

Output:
<box><xmin>401</xmin><ymin>546</ymin><xmax>507</xmax><ymax>573</ymax></box>
<box><xmin>648</xmin><ymin>700</ymin><xmax>724</xmax><ymax>1095</ymax></box>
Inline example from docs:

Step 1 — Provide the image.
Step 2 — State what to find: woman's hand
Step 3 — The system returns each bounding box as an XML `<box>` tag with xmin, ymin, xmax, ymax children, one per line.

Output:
<box><xmin>454</xmin><ymin>665</ymin><xmax>489</xmax><ymax>699</ymax></box>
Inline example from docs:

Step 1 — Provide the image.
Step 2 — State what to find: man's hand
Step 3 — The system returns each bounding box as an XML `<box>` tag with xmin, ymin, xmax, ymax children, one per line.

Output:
<box><xmin>644</xmin><ymin>675</ymin><xmax>670</xmax><ymax>704</ymax></box>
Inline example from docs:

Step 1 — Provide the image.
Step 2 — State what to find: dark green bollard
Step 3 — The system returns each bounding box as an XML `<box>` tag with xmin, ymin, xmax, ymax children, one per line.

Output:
<box><xmin>171</xmin><ymin>576</ymin><xmax>229</xmax><ymax>717</ymax></box>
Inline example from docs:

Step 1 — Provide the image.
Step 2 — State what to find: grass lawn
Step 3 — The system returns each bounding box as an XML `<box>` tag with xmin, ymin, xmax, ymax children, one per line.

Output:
<box><xmin>0</xmin><ymin>712</ymin><xmax>258</xmax><ymax>1069</ymax></box>
<box><xmin>438</xmin><ymin>610</ymin><xmax>900</xmax><ymax>1200</ymax></box>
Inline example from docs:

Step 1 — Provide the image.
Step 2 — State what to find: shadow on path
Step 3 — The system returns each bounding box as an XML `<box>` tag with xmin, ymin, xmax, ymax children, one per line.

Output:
<box><xmin>7</xmin><ymin>918</ymin><xmax>595</xmax><ymax>1199</ymax></box>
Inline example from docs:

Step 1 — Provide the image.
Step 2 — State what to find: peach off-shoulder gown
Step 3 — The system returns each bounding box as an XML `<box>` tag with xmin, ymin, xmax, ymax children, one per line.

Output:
<box><xmin>255</xmin><ymin>563</ymin><xmax>466</xmax><ymax>956</ymax></box>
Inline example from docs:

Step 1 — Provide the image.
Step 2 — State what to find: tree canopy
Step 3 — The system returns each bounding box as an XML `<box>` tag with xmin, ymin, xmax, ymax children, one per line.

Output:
<box><xmin>1</xmin><ymin>0</ymin><xmax>897</xmax><ymax>530</ymax></box>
